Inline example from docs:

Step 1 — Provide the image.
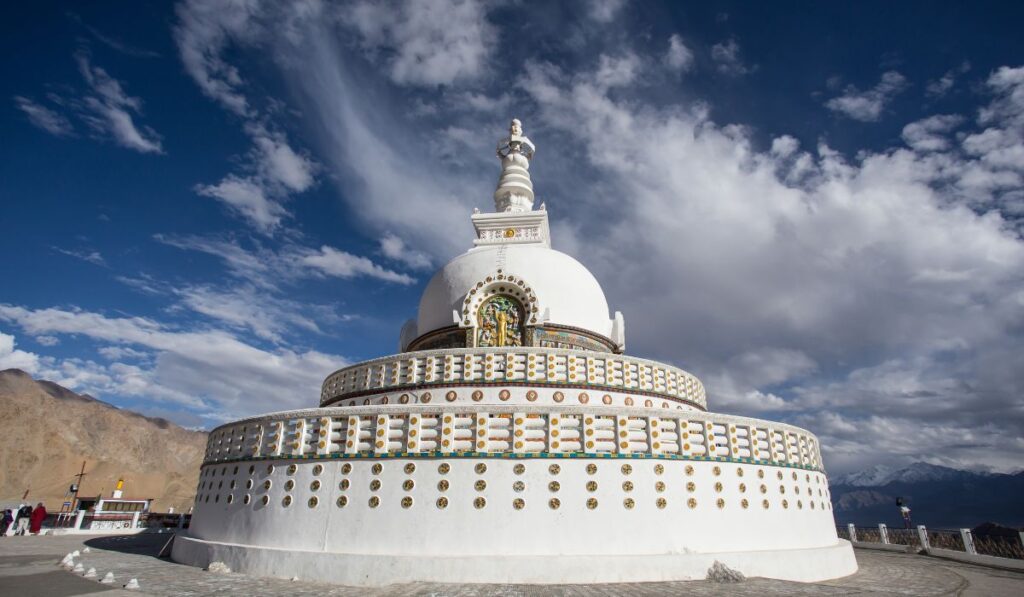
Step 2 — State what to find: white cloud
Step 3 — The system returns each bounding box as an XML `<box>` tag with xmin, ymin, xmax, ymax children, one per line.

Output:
<box><xmin>588</xmin><ymin>0</ymin><xmax>627</xmax><ymax>23</ymax></box>
<box><xmin>664</xmin><ymin>34</ymin><xmax>694</xmax><ymax>73</ymax></box>
<box><xmin>711</xmin><ymin>39</ymin><xmax>752</xmax><ymax>76</ymax></box>
<box><xmin>97</xmin><ymin>346</ymin><xmax>151</xmax><ymax>361</ymax></box>
<box><xmin>515</xmin><ymin>57</ymin><xmax>1024</xmax><ymax>472</ymax></box>
<box><xmin>344</xmin><ymin>0</ymin><xmax>495</xmax><ymax>86</ymax></box>
<box><xmin>770</xmin><ymin>135</ymin><xmax>800</xmax><ymax>158</ymax></box>
<box><xmin>901</xmin><ymin>114</ymin><xmax>964</xmax><ymax>152</ymax></box>
<box><xmin>249</xmin><ymin>126</ymin><xmax>316</xmax><ymax>192</ymax></box>
<box><xmin>174</xmin><ymin>3</ymin><xmax>319</xmax><ymax>233</ymax></box>
<box><xmin>167</xmin><ymin>3</ymin><xmax>1024</xmax><ymax>473</ymax></box>
<box><xmin>380</xmin><ymin>232</ymin><xmax>432</xmax><ymax>270</ymax></box>
<box><xmin>155</xmin><ymin>234</ymin><xmax>416</xmax><ymax>288</ymax></box>
<box><xmin>0</xmin><ymin>306</ymin><xmax>347</xmax><ymax>420</ymax></box>
<box><xmin>172</xmin><ymin>285</ymin><xmax>329</xmax><ymax>343</ymax></box>
<box><xmin>76</xmin><ymin>53</ymin><xmax>164</xmax><ymax>154</ymax></box>
<box><xmin>173</xmin><ymin>0</ymin><xmax>260</xmax><ymax>116</ymax></box>
<box><xmin>300</xmin><ymin>246</ymin><xmax>415</xmax><ymax>285</ymax></box>
<box><xmin>594</xmin><ymin>53</ymin><xmax>643</xmax><ymax>88</ymax></box>
<box><xmin>0</xmin><ymin>331</ymin><xmax>42</xmax><ymax>372</ymax></box>
<box><xmin>825</xmin><ymin>70</ymin><xmax>908</xmax><ymax>122</ymax></box>
<box><xmin>13</xmin><ymin>96</ymin><xmax>74</xmax><ymax>136</ymax></box>
<box><xmin>926</xmin><ymin>61</ymin><xmax>970</xmax><ymax>98</ymax></box>
<box><xmin>34</xmin><ymin>335</ymin><xmax>59</xmax><ymax>347</ymax></box>
<box><xmin>195</xmin><ymin>175</ymin><xmax>289</xmax><ymax>233</ymax></box>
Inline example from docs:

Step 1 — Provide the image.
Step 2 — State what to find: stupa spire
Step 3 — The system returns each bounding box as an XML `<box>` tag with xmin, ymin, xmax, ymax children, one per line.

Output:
<box><xmin>494</xmin><ymin>118</ymin><xmax>536</xmax><ymax>213</ymax></box>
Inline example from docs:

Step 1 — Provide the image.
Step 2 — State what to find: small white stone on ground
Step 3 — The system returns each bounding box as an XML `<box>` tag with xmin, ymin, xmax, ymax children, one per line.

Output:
<box><xmin>706</xmin><ymin>561</ymin><xmax>746</xmax><ymax>583</ymax></box>
<box><xmin>84</xmin><ymin>567</ymin><xmax>97</xmax><ymax>578</ymax></box>
<box><xmin>290</xmin><ymin>576</ymin><xmax>300</xmax><ymax>581</ymax></box>
<box><xmin>83</xmin><ymin>547</ymin><xmax>91</xmax><ymax>553</ymax></box>
<box><xmin>123</xmin><ymin>578</ymin><xmax>140</xmax><ymax>589</ymax></box>
<box><xmin>72</xmin><ymin>563</ymin><xmax>84</xmax><ymax>573</ymax></box>
<box><xmin>206</xmin><ymin>561</ymin><xmax>231</xmax><ymax>574</ymax></box>
<box><xmin>100</xmin><ymin>572</ymin><xmax>115</xmax><ymax>584</ymax></box>
<box><xmin>71</xmin><ymin>550</ymin><xmax>80</xmax><ymax>557</ymax></box>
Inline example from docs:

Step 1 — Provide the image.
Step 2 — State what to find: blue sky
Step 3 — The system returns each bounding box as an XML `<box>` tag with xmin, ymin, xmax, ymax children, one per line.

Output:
<box><xmin>2</xmin><ymin>1</ymin><xmax>1023</xmax><ymax>474</ymax></box>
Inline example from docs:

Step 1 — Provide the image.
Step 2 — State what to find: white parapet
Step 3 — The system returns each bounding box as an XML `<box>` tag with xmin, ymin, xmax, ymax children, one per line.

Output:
<box><xmin>182</xmin><ymin>403</ymin><xmax>852</xmax><ymax>585</ymax></box>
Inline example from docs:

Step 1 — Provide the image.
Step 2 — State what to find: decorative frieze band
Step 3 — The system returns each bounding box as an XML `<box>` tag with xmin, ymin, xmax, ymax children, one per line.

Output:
<box><xmin>203</xmin><ymin>405</ymin><xmax>822</xmax><ymax>472</ymax></box>
<box><xmin>321</xmin><ymin>348</ymin><xmax>707</xmax><ymax>409</ymax></box>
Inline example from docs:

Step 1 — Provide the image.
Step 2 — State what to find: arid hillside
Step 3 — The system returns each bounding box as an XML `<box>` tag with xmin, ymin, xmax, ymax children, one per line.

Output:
<box><xmin>0</xmin><ymin>369</ymin><xmax>207</xmax><ymax>512</ymax></box>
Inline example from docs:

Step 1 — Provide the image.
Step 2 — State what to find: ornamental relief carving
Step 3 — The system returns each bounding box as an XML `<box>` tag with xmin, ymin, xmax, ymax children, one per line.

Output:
<box><xmin>477</xmin><ymin>295</ymin><xmax>524</xmax><ymax>347</ymax></box>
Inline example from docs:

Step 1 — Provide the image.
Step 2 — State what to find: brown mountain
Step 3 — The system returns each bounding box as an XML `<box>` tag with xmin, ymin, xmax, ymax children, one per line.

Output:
<box><xmin>0</xmin><ymin>369</ymin><xmax>207</xmax><ymax>513</ymax></box>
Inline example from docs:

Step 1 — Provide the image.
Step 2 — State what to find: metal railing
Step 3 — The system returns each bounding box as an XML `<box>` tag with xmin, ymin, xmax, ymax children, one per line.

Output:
<box><xmin>840</xmin><ymin>523</ymin><xmax>1024</xmax><ymax>561</ymax></box>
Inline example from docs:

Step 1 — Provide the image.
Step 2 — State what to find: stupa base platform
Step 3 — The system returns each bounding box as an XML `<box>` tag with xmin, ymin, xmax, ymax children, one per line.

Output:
<box><xmin>171</xmin><ymin>535</ymin><xmax>857</xmax><ymax>585</ymax></box>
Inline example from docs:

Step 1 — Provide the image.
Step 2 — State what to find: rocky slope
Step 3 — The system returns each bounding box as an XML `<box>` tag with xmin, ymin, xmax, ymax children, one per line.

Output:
<box><xmin>0</xmin><ymin>369</ymin><xmax>207</xmax><ymax>512</ymax></box>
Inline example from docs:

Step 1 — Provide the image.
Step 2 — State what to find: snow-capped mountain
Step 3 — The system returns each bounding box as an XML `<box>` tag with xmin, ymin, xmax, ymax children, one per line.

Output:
<box><xmin>832</xmin><ymin>462</ymin><xmax>984</xmax><ymax>487</ymax></box>
<box><xmin>829</xmin><ymin>462</ymin><xmax>1023</xmax><ymax>528</ymax></box>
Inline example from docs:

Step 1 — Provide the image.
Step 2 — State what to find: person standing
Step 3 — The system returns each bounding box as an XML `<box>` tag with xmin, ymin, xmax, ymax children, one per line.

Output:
<box><xmin>896</xmin><ymin>497</ymin><xmax>912</xmax><ymax>529</ymax></box>
<box><xmin>29</xmin><ymin>503</ymin><xmax>47</xmax><ymax>535</ymax></box>
<box><xmin>14</xmin><ymin>504</ymin><xmax>32</xmax><ymax>535</ymax></box>
<box><xmin>0</xmin><ymin>510</ymin><xmax>12</xmax><ymax>536</ymax></box>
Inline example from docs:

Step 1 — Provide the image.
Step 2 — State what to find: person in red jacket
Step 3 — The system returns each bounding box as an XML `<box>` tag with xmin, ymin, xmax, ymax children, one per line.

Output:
<box><xmin>29</xmin><ymin>503</ymin><xmax>47</xmax><ymax>534</ymax></box>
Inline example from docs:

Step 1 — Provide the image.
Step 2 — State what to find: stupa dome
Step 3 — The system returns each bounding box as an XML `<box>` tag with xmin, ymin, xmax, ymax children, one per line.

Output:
<box><xmin>400</xmin><ymin>118</ymin><xmax>625</xmax><ymax>353</ymax></box>
<box><xmin>416</xmin><ymin>244</ymin><xmax>615</xmax><ymax>343</ymax></box>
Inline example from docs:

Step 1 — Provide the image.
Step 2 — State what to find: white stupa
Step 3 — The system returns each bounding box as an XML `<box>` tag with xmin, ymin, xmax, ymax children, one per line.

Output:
<box><xmin>174</xmin><ymin>120</ymin><xmax>857</xmax><ymax>585</ymax></box>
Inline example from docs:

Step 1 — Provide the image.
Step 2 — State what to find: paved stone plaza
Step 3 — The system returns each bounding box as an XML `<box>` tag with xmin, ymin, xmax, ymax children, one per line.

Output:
<box><xmin>1</xmin><ymin>533</ymin><xmax>1023</xmax><ymax>596</ymax></box>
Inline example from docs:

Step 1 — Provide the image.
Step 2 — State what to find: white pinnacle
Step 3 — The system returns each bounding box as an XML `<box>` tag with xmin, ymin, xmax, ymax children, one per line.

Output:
<box><xmin>494</xmin><ymin>118</ymin><xmax>536</xmax><ymax>213</ymax></box>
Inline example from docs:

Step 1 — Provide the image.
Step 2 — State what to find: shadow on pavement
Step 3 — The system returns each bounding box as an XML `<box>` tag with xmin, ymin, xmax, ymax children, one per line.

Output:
<box><xmin>84</xmin><ymin>533</ymin><xmax>176</xmax><ymax>558</ymax></box>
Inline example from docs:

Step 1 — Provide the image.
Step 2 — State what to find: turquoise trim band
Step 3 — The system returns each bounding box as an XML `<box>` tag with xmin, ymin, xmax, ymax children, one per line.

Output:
<box><xmin>203</xmin><ymin>450</ymin><xmax>823</xmax><ymax>473</ymax></box>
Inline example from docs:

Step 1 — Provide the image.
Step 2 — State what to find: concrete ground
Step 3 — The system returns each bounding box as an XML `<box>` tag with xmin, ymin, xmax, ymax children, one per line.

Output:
<box><xmin>1</xmin><ymin>533</ymin><xmax>1023</xmax><ymax>596</ymax></box>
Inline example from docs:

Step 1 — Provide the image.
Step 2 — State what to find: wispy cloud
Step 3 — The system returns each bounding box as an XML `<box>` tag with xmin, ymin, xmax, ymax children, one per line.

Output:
<box><xmin>52</xmin><ymin>246</ymin><xmax>107</xmax><ymax>266</ymax></box>
<box><xmin>154</xmin><ymin>234</ymin><xmax>415</xmax><ymax>288</ymax></box>
<box><xmin>75</xmin><ymin>52</ymin><xmax>164</xmax><ymax>153</ymax></box>
<box><xmin>588</xmin><ymin>0</ymin><xmax>627</xmax><ymax>23</ymax></box>
<box><xmin>343</xmin><ymin>0</ymin><xmax>496</xmax><ymax>86</ymax></box>
<box><xmin>711</xmin><ymin>39</ymin><xmax>753</xmax><ymax>76</ymax></box>
<box><xmin>67</xmin><ymin>12</ymin><xmax>161</xmax><ymax>58</ymax></box>
<box><xmin>926</xmin><ymin>61</ymin><xmax>971</xmax><ymax>98</ymax></box>
<box><xmin>13</xmin><ymin>96</ymin><xmax>74</xmax><ymax>136</ymax></box>
<box><xmin>173</xmin><ymin>3</ymin><xmax>317</xmax><ymax>234</ymax></box>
